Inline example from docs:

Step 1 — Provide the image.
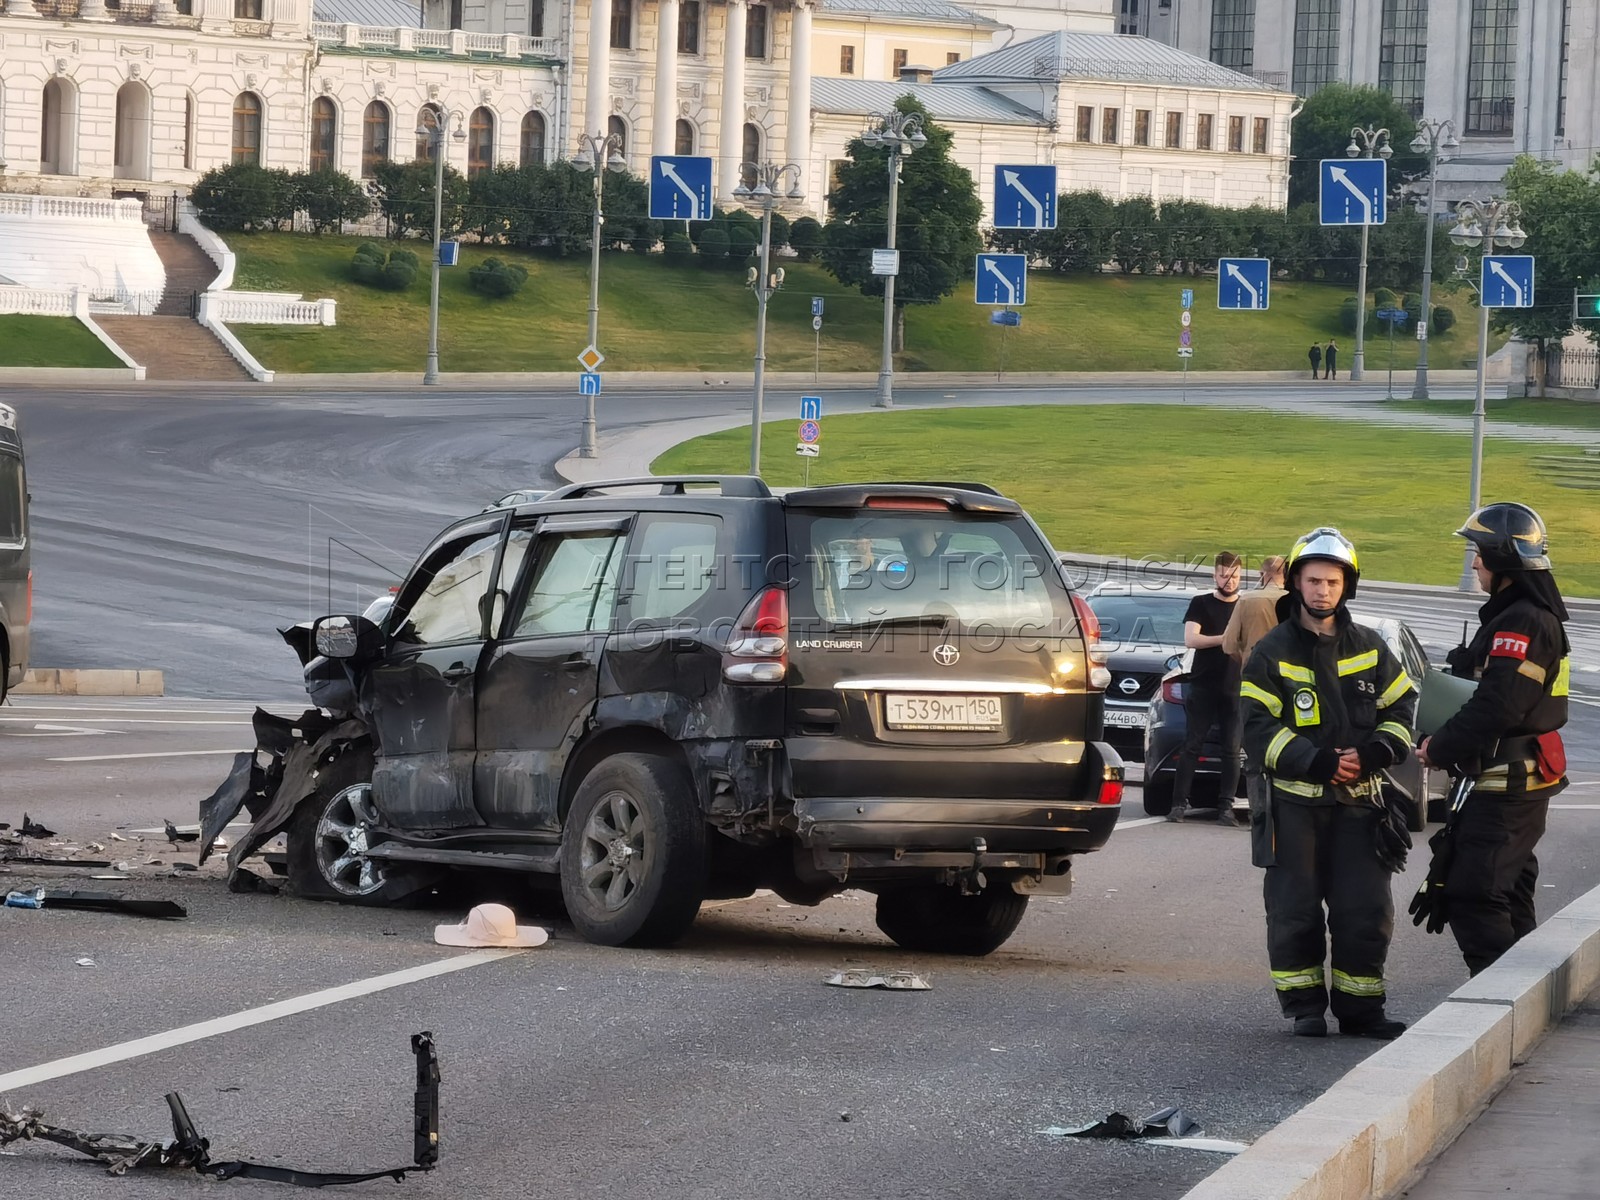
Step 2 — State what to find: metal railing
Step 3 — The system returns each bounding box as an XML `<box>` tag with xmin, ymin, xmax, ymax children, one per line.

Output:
<box><xmin>1545</xmin><ymin>346</ymin><xmax>1600</xmax><ymax>390</ymax></box>
<box><xmin>309</xmin><ymin>21</ymin><xmax>560</xmax><ymax>59</ymax></box>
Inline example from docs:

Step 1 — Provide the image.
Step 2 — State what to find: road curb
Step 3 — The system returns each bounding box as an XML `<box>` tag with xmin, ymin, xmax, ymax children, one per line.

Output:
<box><xmin>14</xmin><ymin>668</ymin><xmax>165</xmax><ymax>697</ymax></box>
<box><xmin>1179</xmin><ymin>882</ymin><xmax>1600</xmax><ymax>1200</ymax></box>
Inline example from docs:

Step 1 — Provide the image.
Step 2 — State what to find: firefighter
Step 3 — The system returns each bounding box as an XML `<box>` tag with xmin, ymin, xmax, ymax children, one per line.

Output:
<box><xmin>1240</xmin><ymin>529</ymin><xmax>1417</xmax><ymax>1039</ymax></box>
<box><xmin>1417</xmin><ymin>503</ymin><xmax>1570</xmax><ymax>976</ymax></box>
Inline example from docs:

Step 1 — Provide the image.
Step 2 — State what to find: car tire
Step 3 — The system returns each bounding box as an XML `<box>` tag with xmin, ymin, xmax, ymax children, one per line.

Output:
<box><xmin>873</xmin><ymin>885</ymin><xmax>1030</xmax><ymax>957</ymax></box>
<box><xmin>285</xmin><ymin>748</ymin><xmax>429</xmax><ymax>905</ymax></box>
<box><xmin>559</xmin><ymin>753</ymin><xmax>707</xmax><ymax>948</ymax></box>
<box><xmin>1142</xmin><ymin>772</ymin><xmax>1175</xmax><ymax>817</ymax></box>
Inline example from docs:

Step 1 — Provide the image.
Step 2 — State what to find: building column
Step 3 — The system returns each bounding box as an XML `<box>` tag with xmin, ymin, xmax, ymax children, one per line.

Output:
<box><xmin>653</xmin><ymin>0</ymin><xmax>680</xmax><ymax>155</ymax></box>
<box><xmin>718</xmin><ymin>0</ymin><xmax>748</xmax><ymax>200</ymax></box>
<box><xmin>586</xmin><ymin>0</ymin><xmax>614</xmax><ymax>142</ymax></box>
<box><xmin>786</xmin><ymin>0</ymin><xmax>811</xmax><ymax>173</ymax></box>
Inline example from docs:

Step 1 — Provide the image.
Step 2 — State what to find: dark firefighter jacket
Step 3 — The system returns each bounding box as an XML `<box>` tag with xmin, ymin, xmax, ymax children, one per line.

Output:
<box><xmin>1426</xmin><ymin>586</ymin><xmax>1569</xmax><ymax>794</ymax></box>
<box><xmin>1240</xmin><ymin>609</ymin><xmax>1417</xmax><ymax>804</ymax></box>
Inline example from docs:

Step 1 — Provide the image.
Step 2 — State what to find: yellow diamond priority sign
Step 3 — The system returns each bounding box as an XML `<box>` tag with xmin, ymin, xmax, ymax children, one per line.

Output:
<box><xmin>577</xmin><ymin>345</ymin><xmax>605</xmax><ymax>372</ymax></box>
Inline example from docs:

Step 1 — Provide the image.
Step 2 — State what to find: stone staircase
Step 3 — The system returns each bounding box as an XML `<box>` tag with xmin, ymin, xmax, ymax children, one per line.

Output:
<box><xmin>92</xmin><ymin>231</ymin><xmax>253</xmax><ymax>381</ymax></box>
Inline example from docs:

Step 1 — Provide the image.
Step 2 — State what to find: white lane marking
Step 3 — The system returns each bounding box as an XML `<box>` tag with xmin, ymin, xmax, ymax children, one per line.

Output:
<box><xmin>6</xmin><ymin>704</ymin><xmax>265</xmax><ymax>716</ymax></box>
<box><xmin>1550</xmin><ymin>803</ymin><xmax>1600</xmax><ymax>810</ymax></box>
<box><xmin>49</xmin><ymin>749</ymin><xmax>252</xmax><ymax>763</ymax></box>
<box><xmin>0</xmin><ymin>717</ymin><xmax>251</xmax><ymax>727</ymax></box>
<box><xmin>1566</xmin><ymin>696</ymin><xmax>1600</xmax><ymax>709</ymax></box>
<box><xmin>1117</xmin><ymin>816</ymin><xmax>1168</xmax><ymax>830</ymax></box>
<box><xmin>0</xmin><ymin>949</ymin><xmax>521</xmax><ymax>1094</ymax></box>
<box><xmin>131</xmin><ymin>820</ymin><xmax>250</xmax><ymax>834</ymax></box>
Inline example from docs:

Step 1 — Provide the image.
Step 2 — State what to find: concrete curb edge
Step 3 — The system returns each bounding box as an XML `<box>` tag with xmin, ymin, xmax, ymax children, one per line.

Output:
<box><xmin>14</xmin><ymin>668</ymin><xmax>166</xmax><ymax>697</ymax></box>
<box><xmin>1178</xmin><ymin>882</ymin><xmax>1600</xmax><ymax>1200</ymax></box>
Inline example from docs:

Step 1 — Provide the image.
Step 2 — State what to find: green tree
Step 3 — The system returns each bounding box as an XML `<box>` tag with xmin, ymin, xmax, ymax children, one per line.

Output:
<box><xmin>1500</xmin><ymin>154</ymin><xmax>1600</xmax><ymax>349</ymax></box>
<box><xmin>788</xmin><ymin>216</ymin><xmax>824</xmax><ymax>262</ymax></box>
<box><xmin>294</xmin><ymin>169</ymin><xmax>371</xmax><ymax>234</ymax></box>
<box><xmin>372</xmin><ymin>159</ymin><xmax>468</xmax><ymax>239</ymax></box>
<box><xmin>190</xmin><ymin>163</ymin><xmax>296</xmax><ymax>232</ymax></box>
<box><xmin>1287</xmin><ymin>84</ymin><xmax>1423</xmax><ymax>208</ymax></box>
<box><xmin>504</xmin><ymin>162</ymin><xmax>592</xmax><ymax>256</ymax></box>
<box><xmin>1109</xmin><ymin>196</ymin><xmax>1160</xmax><ymax>274</ymax></box>
<box><xmin>821</xmin><ymin>95</ymin><xmax>981</xmax><ymax>350</ymax></box>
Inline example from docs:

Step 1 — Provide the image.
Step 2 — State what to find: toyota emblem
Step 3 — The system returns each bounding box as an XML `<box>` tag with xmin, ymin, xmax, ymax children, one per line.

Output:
<box><xmin>1117</xmin><ymin>675</ymin><xmax>1140</xmax><ymax>695</ymax></box>
<box><xmin>932</xmin><ymin>643</ymin><xmax>960</xmax><ymax>666</ymax></box>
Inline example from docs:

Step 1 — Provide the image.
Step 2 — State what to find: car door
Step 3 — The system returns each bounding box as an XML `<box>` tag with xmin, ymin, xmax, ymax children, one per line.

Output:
<box><xmin>365</xmin><ymin>514</ymin><xmax>510</xmax><ymax>829</ymax></box>
<box><xmin>473</xmin><ymin>515</ymin><xmax>629</xmax><ymax>832</ymax></box>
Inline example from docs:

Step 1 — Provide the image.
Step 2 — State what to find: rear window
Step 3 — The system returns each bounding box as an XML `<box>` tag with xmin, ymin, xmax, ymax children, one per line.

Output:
<box><xmin>1086</xmin><ymin>592</ymin><xmax>1190</xmax><ymax>647</ymax></box>
<box><xmin>787</xmin><ymin>511</ymin><xmax>1068</xmax><ymax>635</ymax></box>
<box><xmin>0</xmin><ymin>451</ymin><xmax>23</xmax><ymax>545</ymax></box>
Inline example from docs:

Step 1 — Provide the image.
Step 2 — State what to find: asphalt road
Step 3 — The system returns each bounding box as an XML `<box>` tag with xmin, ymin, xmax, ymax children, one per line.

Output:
<box><xmin>4</xmin><ymin>696</ymin><xmax>1600</xmax><ymax>1200</ymax></box>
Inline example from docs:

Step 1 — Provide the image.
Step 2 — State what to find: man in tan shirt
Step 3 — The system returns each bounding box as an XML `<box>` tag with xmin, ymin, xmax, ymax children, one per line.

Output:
<box><xmin>1224</xmin><ymin>555</ymin><xmax>1287</xmax><ymax>819</ymax></box>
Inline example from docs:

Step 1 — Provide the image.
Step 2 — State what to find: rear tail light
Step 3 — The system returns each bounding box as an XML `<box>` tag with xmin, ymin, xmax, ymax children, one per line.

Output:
<box><xmin>863</xmin><ymin>497</ymin><xmax>953</xmax><ymax>511</ymax></box>
<box><xmin>723</xmin><ymin>586</ymin><xmax>788</xmax><ymax>684</ymax></box>
<box><xmin>1070</xmin><ymin>592</ymin><xmax>1111</xmax><ymax>690</ymax></box>
<box><xmin>1097</xmin><ymin>776</ymin><xmax>1125</xmax><ymax>805</ymax></box>
<box><xmin>1160</xmin><ymin>678</ymin><xmax>1185</xmax><ymax>705</ymax></box>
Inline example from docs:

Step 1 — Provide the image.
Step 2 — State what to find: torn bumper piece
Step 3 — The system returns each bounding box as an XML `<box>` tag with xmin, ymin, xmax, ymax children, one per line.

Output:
<box><xmin>0</xmin><ymin>1033</ymin><xmax>439</xmax><ymax>1186</ymax></box>
<box><xmin>196</xmin><ymin>707</ymin><xmax>369</xmax><ymax>886</ymax></box>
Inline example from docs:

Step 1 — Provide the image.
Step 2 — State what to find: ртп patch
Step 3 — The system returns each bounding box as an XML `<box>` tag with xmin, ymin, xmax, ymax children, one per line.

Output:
<box><xmin>1490</xmin><ymin>632</ymin><xmax>1530</xmax><ymax>660</ymax></box>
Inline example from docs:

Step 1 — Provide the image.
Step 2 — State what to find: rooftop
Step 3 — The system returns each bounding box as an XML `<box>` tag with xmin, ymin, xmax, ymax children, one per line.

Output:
<box><xmin>312</xmin><ymin>0</ymin><xmax>422</xmax><ymax>25</ymax></box>
<box><xmin>811</xmin><ymin>77</ymin><xmax>1048</xmax><ymax>126</ymax></box>
<box><xmin>935</xmin><ymin>31</ymin><xmax>1288</xmax><ymax>92</ymax></box>
<box><xmin>818</xmin><ymin>0</ymin><xmax>1002</xmax><ymax>27</ymax></box>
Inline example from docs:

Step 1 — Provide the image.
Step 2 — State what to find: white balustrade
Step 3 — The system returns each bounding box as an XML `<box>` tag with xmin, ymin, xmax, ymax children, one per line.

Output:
<box><xmin>309</xmin><ymin>22</ymin><xmax>558</xmax><ymax>58</ymax></box>
<box><xmin>0</xmin><ymin>194</ymin><xmax>144</xmax><ymax>223</ymax></box>
<box><xmin>0</xmin><ymin>287</ymin><xmax>76</xmax><ymax>317</ymax></box>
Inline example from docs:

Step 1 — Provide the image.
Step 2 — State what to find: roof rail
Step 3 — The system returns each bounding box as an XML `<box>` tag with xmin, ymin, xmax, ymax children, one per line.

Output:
<box><xmin>542</xmin><ymin>475</ymin><xmax>774</xmax><ymax>501</ymax></box>
<box><xmin>794</xmin><ymin>480</ymin><xmax>1005</xmax><ymax>497</ymax></box>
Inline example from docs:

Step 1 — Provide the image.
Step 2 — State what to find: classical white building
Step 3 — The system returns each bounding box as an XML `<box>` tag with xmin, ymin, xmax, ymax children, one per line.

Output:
<box><xmin>0</xmin><ymin>0</ymin><xmax>1291</xmax><ymax>221</ymax></box>
<box><xmin>1131</xmin><ymin>0</ymin><xmax>1600</xmax><ymax>202</ymax></box>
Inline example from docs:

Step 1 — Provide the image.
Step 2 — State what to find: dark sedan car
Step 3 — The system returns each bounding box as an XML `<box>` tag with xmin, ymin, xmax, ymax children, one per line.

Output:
<box><xmin>1084</xmin><ymin>585</ymin><xmax>1202</xmax><ymax>764</ymax></box>
<box><xmin>1143</xmin><ymin>612</ymin><xmax>1440</xmax><ymax>826</ymax></box>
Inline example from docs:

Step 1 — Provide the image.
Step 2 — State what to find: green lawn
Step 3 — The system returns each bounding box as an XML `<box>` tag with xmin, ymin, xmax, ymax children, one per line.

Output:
<box><xmin>1388</xmin><ymin>397</ymin><xmax>1600</xmax><ymax>430</ymax></box>
<box><xmin>226</xmin><ymin>232</ymin><xmax>1491</xmax><ymax>374</ymax></box>
<box><xmin>653</xmin><ymin>404</ymin><xmax>1600</xmax><ymax>595</ymax></box>
<box><xmin>0</xmin><ymin>316</ymin><xmax>122</xmax><ymax>368</ymax></box>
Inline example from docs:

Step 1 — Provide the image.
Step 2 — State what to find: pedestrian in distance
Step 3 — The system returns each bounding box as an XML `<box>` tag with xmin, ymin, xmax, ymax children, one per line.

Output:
<box><xmin>1167</xmin><ymin>551</ymin><xmax>1245</xmax><ymax>826</ymax></box>
<box><xmin>1223</xmin><ymin>555</ymin><xmax>1288</xmax><ymax>822</ymax></box>
<box><xmin>1415</xmin><ymin>503</ymin><xmax>1571</xmax><ymax>976</ymax></box>
<box><xmin>1323</xmin><ymin>338</ymin><xmax>1339</xmax><ymax>380</ymax></box>
<box><xmin>1308</xmin><ymin>343</ymin><xmax>1323</xmax><ymax>379</ymax></box>
<box><xmin>1240</xmin><ymin>529</ymin><xmax>1417</xmax><ymax>1040</ymax></box>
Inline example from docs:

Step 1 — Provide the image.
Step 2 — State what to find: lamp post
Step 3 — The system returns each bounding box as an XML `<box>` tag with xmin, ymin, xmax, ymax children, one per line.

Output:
<box><xmin>733</xmin><ymin>161</ymin><xmax>804</xmax><ymax>476</ymax></box>
<box><xmin>860</xmin><ymin>110</ymin><xmax>926</xmax><ymax>409</ymax></box>
<box><xmin>1448</xmin><ymin>196</ymin><xmax>1528</xmax><ymax>591</ymax></box>
<box><xmin>1408</xmin><ymin>118</ymin><xmax>1460</xmax><ymax>400</ymax></box>
<box><xmin>573</xmin><ymin>130</ymin><xmax>627</xmax><ymax>458</ymax></box>
<box><xmin>415</xmin><ymin>107</ymin><xmax>464</xmax><ymax>386</ymax></box>
<box><xmin>1345</xmin><ymin>124</ymin><xmax>1392</xmax><ymax>383</ymax></box>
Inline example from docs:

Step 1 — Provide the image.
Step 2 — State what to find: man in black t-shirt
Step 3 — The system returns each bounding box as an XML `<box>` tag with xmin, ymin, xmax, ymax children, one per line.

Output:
<box><xmin>1168</xmin><ymin>551</ymin><xmax>1244</xmax><ymax>825</ymax></box>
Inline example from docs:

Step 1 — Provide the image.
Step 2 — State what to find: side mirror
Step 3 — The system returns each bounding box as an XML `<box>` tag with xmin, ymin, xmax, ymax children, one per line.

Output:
<box><xmin>313</xmin><ymin>614</ymin><xmax>384</xmax><ymax>660</ymax></box>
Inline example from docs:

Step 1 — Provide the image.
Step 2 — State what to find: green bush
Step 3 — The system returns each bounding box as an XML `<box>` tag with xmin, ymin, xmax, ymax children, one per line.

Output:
<box><xmin>767</xmin><ymin>212</ymin><xmax>791</xmax><ymax>251</ymax></box>
<box><xmin>727</xmin><ymin>224</ymin><xmax>757</xmax><ymax>265</ymax></box>
<box><xmin>351</xmin><ymin>242</ymin><xmax>419</xmax><ymax>291</ymax></box>
<box><xmin>788</xmin><ymin>216</ymin><xmax>823</xmax><ymax>262</ymax></box>
<box><xmin>1431</xmin><ymin>304</ymin><xmax>1457</xmax><ymax>335</ymax></box>
<box><xmin>295</xmin><ymin>169</ymin><xmax>372</xmax><ymax>234</ymax></box>
<box><xmin>191</xmin><ymin>163</ymin><xmax>296</xmax><ymax>233</ymax></box>
<box><xmin>696</xmin><ymin>224</ymin><xmax>729</xmax><ymax>266</ymax></box>
<box><xmin>1372</xmin><ymin>286</ymin><xmax>1398</xmax><ymax>309</ymax></box>
<box><xmin>1338</xmin><ymin>295</ymin><xmax>1370</xmax><ymax>335</ymax></box>
<box><xmin>371</xmin><ymin>159</ymin><xmax>468</xmax><ymax>239</ymax></box>
<box><xmin>661</xmin><ymin>230</ymin><xmax>695</xmax><ymax>267</ymax></box>
<box><xmin>468</xmin><ymin>256</ymin><xmax>529</xmax><ymax>298</ymax></box>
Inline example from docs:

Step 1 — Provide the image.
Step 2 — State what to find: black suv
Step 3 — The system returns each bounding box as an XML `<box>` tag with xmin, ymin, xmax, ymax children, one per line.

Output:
<box><xmin>258</xmin><ymin>476</ymin><xmax>1123</xmax><ymax>955</ymax></box>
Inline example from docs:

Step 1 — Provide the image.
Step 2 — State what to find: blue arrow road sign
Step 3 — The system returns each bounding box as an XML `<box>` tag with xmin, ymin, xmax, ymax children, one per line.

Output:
<box><xmin>579</xmin><ymin>372</ymin><xmax>602</xmax><ymax>396</ymax></box>
<box><xmin>438</xmin><ymin>241</ymin><xmax>460</xmax><ymax>267</ymax></box>
<box><xmin>800</xmin><ymin>396</ymin><xmax>822</xmax><ymax>421</ymax></box>
<box><xmin>811</xmin><ymin>296</ymin><xmax>824</xmax><ymax>317</ymax></box>
<box><xmin>1181</xmin><ymin>288</ymin><xmax>1194</xmax><ymax>309</ymax></box>
<box><xmin>992</xmin><ymin>165</ymin><xmax>1057</xmax><ymax>230</ymax></box>
<box><xmin>974</xmin><ymin>254</ymin><xmax>1027</xmax><ymax>306</ymax></box>
<box><xmin>1481</xmin><ymin>255</ymin><xmax>1535</xmax><ymax>308</ymax></box>
<box><xmin>648</xmin><ymin>155</ymin><xmax>713</xmax><ymax>220</ymax></box>
<box><xmin>1319</xmin><ymin>158</ymin><xmax>1387</xmax><ymax>226</ymax></box>
<box><xmin>1217</xmin><ymin>257</ymin><xmax>1271</xmax><ymax>311</ymax></box>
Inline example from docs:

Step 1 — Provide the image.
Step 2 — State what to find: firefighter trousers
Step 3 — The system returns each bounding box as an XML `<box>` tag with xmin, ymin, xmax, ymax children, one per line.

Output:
<box><xmin>1444</xmin><ymin>793</ymin><xmax>1550</xmax><ymax>976</ymax></box>
<box><xmin>1263</xmin><ymin>799</ymin><xmax>1393</xmax><ymax>1023</ymax></box>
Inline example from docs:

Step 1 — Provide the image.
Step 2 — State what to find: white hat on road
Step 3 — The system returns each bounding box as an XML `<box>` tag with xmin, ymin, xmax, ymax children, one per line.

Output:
<box><xmin>434</xmin><ymin>903</ymin><xmax>549</xmax><ymax>948</ymax></box>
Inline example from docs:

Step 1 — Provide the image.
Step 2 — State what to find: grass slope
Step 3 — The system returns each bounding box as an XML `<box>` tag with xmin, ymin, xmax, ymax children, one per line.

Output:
<box><xmin>0</xmin><ymin>316</ymin><xmax>122</xmax><ymax>368</ymax></box>
<box><xmin>654</xmin><ymin>404</ymin><xmax>1600</xmax><ymax>594</ymax></box>
<box><xmin>227</xmin><ymin>233</ymin><xmax>1489</xmax><ymax>374</ymax></box>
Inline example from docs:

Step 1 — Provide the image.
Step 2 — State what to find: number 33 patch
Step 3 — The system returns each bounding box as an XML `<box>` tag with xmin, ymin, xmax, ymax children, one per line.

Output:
<box><xmin>1490</xmin><ymin>631</ymin><xmax>1531</xmax><ymax>660</ymax></box>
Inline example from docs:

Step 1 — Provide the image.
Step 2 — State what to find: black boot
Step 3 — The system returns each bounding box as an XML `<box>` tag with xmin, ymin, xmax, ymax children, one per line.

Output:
<box><xmin>1165</xmin><ymin>802</ymin><xmax>1190</xmax><ymax>823</ymax></box>
<box><xmin>1215</xmin><ymin>802</ymin><xmax>1244</xmax><ymax>828</ymax></box>
<box><xmin>1340</xmin><ymin>1016</ymin><xmax>1406</xmax><ymax>1040</ymax></box>
<box><xmin>1293</xmin><ymin>1015</ymin><xmax>1328</xmax><ymax>1038</ymax></box>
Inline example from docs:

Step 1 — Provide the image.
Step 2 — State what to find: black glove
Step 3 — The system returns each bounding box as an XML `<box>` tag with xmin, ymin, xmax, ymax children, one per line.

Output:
<box><xmin>1373</xmin><ymin>796</ymin><xmax>1411</xmax><ymax>873</ymax></box>
<box><xmin>1308</xmin><ymin>748</ymin><xmax>1342</xmax><ymax>782</ymax></box>
<box><xmin>1445</xmin><ymin>643</ymin><xmax>1476</xmax><ymax>679</ymax></box>
<box><xmin>1357</xmin><ymin>741</ymin><xmax>1396</xmax><ymax>772</ymax></box>
<box><xmin>1408</xmin><ymin>825</ymin><xmax>1455</xmax><ymax>934</ymax></box>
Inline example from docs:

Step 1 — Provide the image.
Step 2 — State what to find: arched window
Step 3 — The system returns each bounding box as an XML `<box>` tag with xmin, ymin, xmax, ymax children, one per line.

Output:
<box><xmin>467</xmin><ymin>107</ymin><xmax>494</xmax><ymax>178</ymax></box>
<box><xmin>309</xmin><ymin>96</ymin><xmax>337</xmax><ymax>173</ymax></box>
<box><xmin>674</xmin><ymin>119</ymin><xmax>694</xmax><ymax>155</ymax></box>
<box><xmin>740</xmin><ymin>122</ymin><xmax>761</xmax><ymax>189</ymax></box>
<box><xmin>41</xmin><ymin>78</ymin><xmax>79</xmax><ymax>176</ymax></box>
<box><xmin>607</xmin><ymin>114</ymin><xmax>628</xmax><ymax>160</ymax></box>
<box><xmin>362</xmin><ymin>101</ymin><xmax>390</xmax><ymax>177</ymax></box>
<box><xmin>416</xmin><ymin>102</ymin><xmax>442</xmax><ymax>162</ymax></box>
<box><xmin>114</xmin><ymin>81</ymin><xmax>152</xmax><ymax>180</ymax></box>
<box><xmin>231</xmin><ymin>92</ymin><xmax>262</xmax><ymax>166</ymax></box>
<box><xmin>520</xmin><ymin>111</ymin><xmax>546</xmax><ymax>166</ymax></box>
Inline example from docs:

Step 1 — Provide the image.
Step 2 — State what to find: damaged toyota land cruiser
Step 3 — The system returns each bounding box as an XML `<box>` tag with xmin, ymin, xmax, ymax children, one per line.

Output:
<box><xmin>200</xmin><ymin>476</ymin><xmax>1124</xmax><ymax>955</ymax></box>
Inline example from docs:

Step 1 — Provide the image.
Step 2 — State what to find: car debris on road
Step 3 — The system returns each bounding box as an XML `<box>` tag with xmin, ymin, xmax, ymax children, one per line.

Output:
<box><xmin>3</xmin><ymin>887</ymin><xmax>186</xmax><ymax>920</ymax></box>
<box><xmin>823</xmin><ymin>969</ymin><xmax>932</xmax><ymax>991</ymax></box>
